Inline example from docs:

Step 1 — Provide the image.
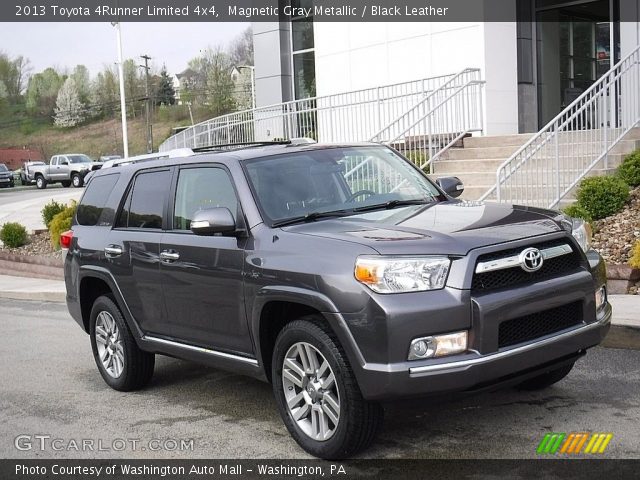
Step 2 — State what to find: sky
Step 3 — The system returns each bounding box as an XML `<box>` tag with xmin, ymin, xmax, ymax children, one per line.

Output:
<box><xmin>0</xmin><ymin>22</ymin><xmax>249</xmax><ymax>76</ymax></box>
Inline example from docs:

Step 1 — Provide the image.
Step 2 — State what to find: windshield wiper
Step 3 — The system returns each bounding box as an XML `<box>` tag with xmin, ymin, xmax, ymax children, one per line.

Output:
<box><xmin>272</xmin><ymin>210</ymin><xmax>351</xmax><ymax>227</ymax></box>
<box><xmin>353</xmin><ymin>198</ymin><xmax>432</xmax><ymax>212</ymax></box>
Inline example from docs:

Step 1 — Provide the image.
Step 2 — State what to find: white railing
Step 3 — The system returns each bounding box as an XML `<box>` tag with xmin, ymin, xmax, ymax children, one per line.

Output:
<box><xmin>370</xmin><ymin>68</ymin><xmax>484</xmax><ymax>172</ymax></box>
<box><xmin>159</xmin><ymin>73</ymin><xmax>461</xmax><ymax>152</ymax></box>
<box><xmin>480</xmin><ymin>44</ymin><xmax>640</xmax><ymax>208</ymax></box>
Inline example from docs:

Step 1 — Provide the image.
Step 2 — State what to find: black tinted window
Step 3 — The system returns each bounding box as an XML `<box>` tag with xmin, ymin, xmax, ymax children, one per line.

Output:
<box><xmin>118</xmin><ymin>170</ymin><xmax>171</xmax><ymax>229</ymax></box>
<box><xmin>174</xmin><ymin>167</ymin><xmax>238</xmax><ymax>230</ymax></box>
<box><xmin>77</xmin><ymin>174</ymin><xmax>120</xmax><ymax>226</ymax></box>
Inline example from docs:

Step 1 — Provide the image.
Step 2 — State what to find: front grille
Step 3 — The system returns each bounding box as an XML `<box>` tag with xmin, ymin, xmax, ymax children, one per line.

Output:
<box><xmin>498</xmin><ymin>301</ymin><xmax>583</xmax><ymax>348</ymax></box>
<box><xmin>471</xmin><ymin>240</ymin><xmax>582</xmax><ymax>291</ymax></box>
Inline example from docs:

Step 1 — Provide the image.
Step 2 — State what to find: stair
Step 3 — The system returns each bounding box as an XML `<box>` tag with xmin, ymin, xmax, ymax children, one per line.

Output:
<box><xmin>432</xmin><ymin>127</ymin><xmax>640</xmax><ymax>204</ymax></box>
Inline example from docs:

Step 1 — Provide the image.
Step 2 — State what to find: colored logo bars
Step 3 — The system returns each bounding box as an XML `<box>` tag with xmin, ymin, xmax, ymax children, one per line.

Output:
<box><xmin>537</xmin><ymin>432</ymin><xmax>613</xmax><ymax>455</ymax></box>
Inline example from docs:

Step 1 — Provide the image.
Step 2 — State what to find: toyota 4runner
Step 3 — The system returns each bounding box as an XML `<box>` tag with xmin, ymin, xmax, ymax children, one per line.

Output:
<box><xmin>63</xmin><ymin>142</ymin><xmax>611</xmax><ymax>459</ymax></box>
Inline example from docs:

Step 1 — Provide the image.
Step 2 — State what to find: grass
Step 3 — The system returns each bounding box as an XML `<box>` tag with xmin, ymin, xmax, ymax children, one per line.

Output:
<box><xmin>0</xmin><ymin>109</ymin><xmax>206</xmax><ymax>160</ymax></box>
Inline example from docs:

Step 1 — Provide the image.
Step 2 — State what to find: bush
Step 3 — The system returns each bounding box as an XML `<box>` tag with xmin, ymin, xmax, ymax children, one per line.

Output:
<box><xmin>617</xmin><ymin>150</ymin><xmax>640</xmax><ymax>187</ymax></box>
<box><xmin>41</xmin><ymin>200</ymin><xmax>66</xmax><ymax>229</ymax></box>
<box><xmin>575</xmin><ymin>175</ymin><xmax>629</xmax><ymax>220</ymax></box>
<box><xmin>562</xmin><ymin>203</ymin><xmax>593</xmax><ymax>222</ymax></box>
<box><xmin>0</xmin><ymin>222</ymin><xmax>28</xmax><ymax>248</ymax></box>
<box><xmin>631</xmin><ymin>240</ymin><xmax>640</xmax><ymax>269</ymax></box>
<box><xmin>49</xmin><ymin>202</ymin><xmax>76</xmax><ymax>250</ymax></box>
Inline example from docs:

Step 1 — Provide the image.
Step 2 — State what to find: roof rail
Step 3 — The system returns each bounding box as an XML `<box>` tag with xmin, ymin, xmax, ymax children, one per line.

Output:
<box><xmin>191</xmin><ymin>137</ymin><xmax>317</xmax><ymax>153</ymax></box>
<box><xmin>102</xmin><ymin>148</ymin><xmax>195</xmax><ymax>169</ymax></box>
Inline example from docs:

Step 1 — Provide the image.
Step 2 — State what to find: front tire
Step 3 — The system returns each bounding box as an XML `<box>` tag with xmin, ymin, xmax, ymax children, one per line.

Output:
<box><xmin>516</xmin><ymin>363</ymin><xmax>575</xmax><ymax>391</ymax></box>
<box><xmin>89</xmin><ymin>295</ymin><xmax>155</xmax><ymax>391</ymax></box>
<box><xmin>272</xmin><ymin>316</ymin><xmax>383</xmax><ymax>459</ymax></box>
<box><xmin>72</xmin><ymin>173</ymin><xmax>83</xmax><ymax>188</ymax></box>
<box><xmin>35</xmin><ymin>176</ymin><xmax>47</xmax><ymax>189</ymax></box>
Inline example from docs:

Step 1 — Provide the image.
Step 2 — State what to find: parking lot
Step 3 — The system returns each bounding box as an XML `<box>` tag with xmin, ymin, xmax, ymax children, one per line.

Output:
<box><xmin>0</xmin><ymin>184</ymin><xmax>82</xmax><ymax>232</ymax></box>
<box><xmin>1</xmin><ymin>298</ymin><xmax>639</xmax><ymax>459</ymax></box>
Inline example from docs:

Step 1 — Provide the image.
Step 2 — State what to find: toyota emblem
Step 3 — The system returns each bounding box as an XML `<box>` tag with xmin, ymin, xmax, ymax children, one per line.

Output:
<box><xmin>519</xmin><ymin>247</ymin><xmax>543</xmax><ymax>272</ymax></box>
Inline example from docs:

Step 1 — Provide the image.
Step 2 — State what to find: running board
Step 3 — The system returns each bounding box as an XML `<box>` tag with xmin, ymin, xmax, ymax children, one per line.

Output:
<box><xmin>143</xmin><ymin>335</ymin><xmax>259</xmax><ymax>367</ymax></box>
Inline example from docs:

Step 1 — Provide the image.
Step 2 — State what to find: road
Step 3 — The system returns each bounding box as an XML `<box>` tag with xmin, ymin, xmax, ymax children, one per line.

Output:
<box><xmin>0</xmin><ymin>184</ymin><xmax>83</xmax><ymax>232</ymax></box>
<box><xmin>1</xmin><ymin>299</ymin><xmax>639</xmax><ymax>459</ymax></box>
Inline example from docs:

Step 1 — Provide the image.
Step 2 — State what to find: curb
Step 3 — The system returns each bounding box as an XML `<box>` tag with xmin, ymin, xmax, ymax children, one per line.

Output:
<box><xmin>0</xmin><ymin>252</ymin><xmax>63</xmax><ymax>280</ymax></box>
<box><xmin>0</xmin><ymin>290</ymin><xmax>66</xmax><ymax>303</ymax></box>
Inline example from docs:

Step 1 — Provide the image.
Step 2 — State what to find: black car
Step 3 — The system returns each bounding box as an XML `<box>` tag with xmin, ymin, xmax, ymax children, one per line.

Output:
<box><xmin>0</xmin><ymin>163</ymin><xmax>15</xmax><ymax>188</ymax></box>
<box><xmin>63</xmin><ymin>142</ymin><xmax>611</xmax><ymax>459</ymax></box>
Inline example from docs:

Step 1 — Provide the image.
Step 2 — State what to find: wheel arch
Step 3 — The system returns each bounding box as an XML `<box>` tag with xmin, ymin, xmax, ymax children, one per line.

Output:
<box><xmin>252</xmin><ymin>287</ymin><xmax>366</xmax><ymax>383</ymax></box>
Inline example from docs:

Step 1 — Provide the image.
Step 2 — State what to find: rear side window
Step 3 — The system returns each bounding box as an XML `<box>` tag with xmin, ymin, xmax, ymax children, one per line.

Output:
<box><xmin>116</xmin><ymin>170</ymin><xmax>172</xmax><ymax>229</ymax></box>
<box><xmin>76</xmin><ymin>174</ymin><xmax>120</xmax><ymax>226</ymax></box>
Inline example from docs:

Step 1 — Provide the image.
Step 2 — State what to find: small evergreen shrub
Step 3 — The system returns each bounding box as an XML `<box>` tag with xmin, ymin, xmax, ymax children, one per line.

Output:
<box><xmin>617</xmin><ymin>150</ymin><xmax>640</xmax><ymax>187</ymax></box>
<box><xmin>41</xmin><ymin>200</ymin><xmax>66</xmax><ymax>229</ymax></box>
<box><xmin>49</xmin><ymin>202</ymin><xmax>76</xmax><ymax>249</ymax></box>
<box><xmin>575</xmin><ymin>176</ymin><xmax>629</xmax><ymax>220</ymax></box>
<box><xmin>0</xmin><ymin>222</ymin><xmax>28</xmax><ymax>248</ymax></box>
<box><xmin>562</xmin><ymin>203</ymin><xmax>593</xmax><ymax>223</ymax></box>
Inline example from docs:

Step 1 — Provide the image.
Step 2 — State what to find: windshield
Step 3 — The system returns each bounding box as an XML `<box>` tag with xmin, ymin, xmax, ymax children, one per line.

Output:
<box><xmin>68</xmin><ymin>155</ymin><xmax>92</xmax><ymax>164</ymax></box>
<box><xmin>243</xmin><ymin>146</ymin><xmax>443</xmax><ymax>226</ymax></box>
<box><xmin>0</xmin><ymin>164</ymin><xmax>7</xmax><ymax>172</ymax></box>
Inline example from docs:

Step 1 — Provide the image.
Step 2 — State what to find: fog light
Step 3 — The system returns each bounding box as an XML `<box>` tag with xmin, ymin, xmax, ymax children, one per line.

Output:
<box><xmin>408</xmin><ymin>331</ymin><xmax>468</xmax><ymax>360</ymax></box>
<box><xmin>595</xmin><ymin>285</ymin><xmax>607</xmax><ymax>312</ymax></box>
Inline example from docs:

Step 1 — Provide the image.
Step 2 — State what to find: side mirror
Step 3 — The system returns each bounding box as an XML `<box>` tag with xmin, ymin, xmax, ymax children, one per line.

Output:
<box><xmin>436</xmin><ymin>176</ymin><xmax>464</xmax><ymax>198</ymax></box>
<box><xmin>190</xmin><ymin>207</ymin><xmax>236</xmax><ymax>236</ymax></box>
<box><xmin>60</xmin><ymin>160</ymin><xmax>69</xmax><ymax>165</ymax></box>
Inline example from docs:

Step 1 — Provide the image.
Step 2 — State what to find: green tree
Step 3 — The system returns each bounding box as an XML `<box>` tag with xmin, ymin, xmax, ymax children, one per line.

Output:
<box><xmin>26</xmin><ymin>67</ymin><xmax>64</xmax><ymax>117</ymax></box>
<box><xmin>71</xmin><ymin>64</ymin><xmax>90</xmax><ymax>103</ymax></box>
<box><xmin>155</xmin><ymin>66</ymin><xmax>175</xmax><ymax>106</ymax></box>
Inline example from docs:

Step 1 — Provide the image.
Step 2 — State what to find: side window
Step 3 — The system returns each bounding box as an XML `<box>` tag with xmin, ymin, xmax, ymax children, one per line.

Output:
<box><xmin>173</xmin><ymin>167</ymin><xmax>238</xmax><ymax>230</ymax></box>
<box><xmin>116</xmin><ymin>170</ymin><xmax>172</xmax><ymax>229</ymax></box>
<box><xmin>51</xmin><ymin>157</ymin><xmax>57</xmax><ymax>166</ymax></box>
<box><xmin>77</xmin><ymin>173</ymin><xmax>120</xmax><ymax>226</ymax></box>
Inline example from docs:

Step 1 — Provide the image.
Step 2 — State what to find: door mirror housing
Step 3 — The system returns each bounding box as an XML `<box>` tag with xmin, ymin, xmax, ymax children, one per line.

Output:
<box><xmin>190</xmin><ymin>207</ymin><xmax>237</xmax><ymax>236</ymax></box>
<box><xmin>436</xmin><ymin>176</ymin><xmax>464</xmax><ymax>198</ymax></box>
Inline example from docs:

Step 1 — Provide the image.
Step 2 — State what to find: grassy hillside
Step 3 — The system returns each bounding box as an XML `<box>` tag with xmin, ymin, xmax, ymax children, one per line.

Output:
<box><xmin>0</xmin><ymin>113</ymin><xmax>197</xmax><ymax>160</ymax></box>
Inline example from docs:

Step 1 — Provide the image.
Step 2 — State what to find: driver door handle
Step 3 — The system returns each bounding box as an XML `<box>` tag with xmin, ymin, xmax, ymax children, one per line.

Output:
<box><xmin>160</xmin><ymin>250</ymin><xmax>180</xmax><ymax>262</ymax></box>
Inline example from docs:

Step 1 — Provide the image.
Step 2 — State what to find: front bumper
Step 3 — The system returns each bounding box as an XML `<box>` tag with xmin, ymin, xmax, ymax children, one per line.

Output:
<box><xmin>356</xmin><ymin>304</ymin><xmax>610</xmax><ymax>400</ymax></box>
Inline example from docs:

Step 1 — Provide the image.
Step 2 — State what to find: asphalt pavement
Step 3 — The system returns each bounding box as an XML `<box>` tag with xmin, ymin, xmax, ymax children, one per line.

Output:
<box><xmin>0</xmin><ymin>184</ymin><xmax>83</xmax><ymax>232</ymax></box>
<box><xmin>1</xmin><ymin>298</ymin><xmax>639</xmax><ymax>459</ymax></box>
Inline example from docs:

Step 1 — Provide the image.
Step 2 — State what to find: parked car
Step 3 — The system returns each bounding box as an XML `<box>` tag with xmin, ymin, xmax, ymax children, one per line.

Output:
<box><xmin>20</xmin><ymin>161</ymin><xmax>46</xmax><ymax>185</ymax></box>
<box><xmin>0</xmin><ymin>163</ymin><xmax>15</xmax><ymax>188</ymax></box>
<box><xmin>29</xmin><ymin>154</ymin><xmax>102</xmax><ymax>189</ymax></box>
<box><xmin>63</xmin><ymin>141</ymin><xmax>611</xmax><ymax>459</ymax></box>
<box><xmin>99</xmin><ymin>155</ymin><xmax>122</xmax><ymax>162</ymax></box>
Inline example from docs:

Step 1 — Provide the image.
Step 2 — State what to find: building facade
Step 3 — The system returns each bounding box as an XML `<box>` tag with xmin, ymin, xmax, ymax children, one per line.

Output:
<box><xmin>253</xmin><ymin>0</ymin><xmax>640</xmax><ymax>135</ymax></box>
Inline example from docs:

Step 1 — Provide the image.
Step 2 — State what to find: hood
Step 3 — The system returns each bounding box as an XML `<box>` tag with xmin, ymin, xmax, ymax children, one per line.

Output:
<box><xmin>0</xmin><ymin>171</ymin><xmax>12</xmax><ymax>177</ymax></box>
<box><xmin>282</xmin><ymin>200</ymin><xmax>566</xmax><ymax>255</ymax></box>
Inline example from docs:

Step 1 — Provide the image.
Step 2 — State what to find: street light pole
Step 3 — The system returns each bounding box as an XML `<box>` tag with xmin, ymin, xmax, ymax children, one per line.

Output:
<box><xmin>112</xmin><ymin>22</ymin><xmax>129</xmax><ymax>158</ymax></box>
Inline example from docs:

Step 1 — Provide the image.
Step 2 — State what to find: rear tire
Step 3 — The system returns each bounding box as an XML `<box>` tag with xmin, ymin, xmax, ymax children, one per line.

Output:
<box><xmin>272</xmin><ymin>316</ymin><xmax>383</xmax><ymax>459</ymax></box>
<box><xmin>516</xmin><ymin>363</ymin><xmax>575</xmax><ymax>391</ymax></box>
<box><xmin>35</xmin><ymin>176</ymin><xmax>47</xmax><ymax>189</ymax></box>
<box><xmin>89</xmin><ymin>295</ymin><xmax>155</xmax><ymax>391</ymax></box>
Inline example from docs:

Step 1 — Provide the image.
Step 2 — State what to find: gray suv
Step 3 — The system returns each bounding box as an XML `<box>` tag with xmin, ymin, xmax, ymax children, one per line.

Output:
<box><xmin>64</xmin><ymin>142</ymin><xmax>611</xmax><ymax>459</ymax></box>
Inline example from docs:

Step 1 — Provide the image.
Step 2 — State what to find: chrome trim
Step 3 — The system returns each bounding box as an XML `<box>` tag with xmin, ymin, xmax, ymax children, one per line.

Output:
<box><xmin>143</xmin><ymin>336</ymin><xmax>259</xmax><ymax>366</ymax></box>
<box><xmin>408</xmin><ymin>314</ymin><xmax>609</xmax><ymax>375</ymax></box>
<box><xmin>475</xmin><ymin>243</ymin><xmax>573</xmax><ymax>274</ymax></box>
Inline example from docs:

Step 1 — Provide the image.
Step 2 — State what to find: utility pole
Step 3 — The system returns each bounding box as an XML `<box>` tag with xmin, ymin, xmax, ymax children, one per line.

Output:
<box><xmin>140</xmin><ymin>54</ymin><xmax>153</xmax><ymax>153</ymax></box>
<box><xmin>112</xmin><ymin>22</ymin><xmax>128</xmax><ymax>158</ymax></box>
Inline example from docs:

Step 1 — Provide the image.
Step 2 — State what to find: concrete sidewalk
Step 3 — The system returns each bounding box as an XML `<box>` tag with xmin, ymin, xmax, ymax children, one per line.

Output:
<box><xmin>0</xmin><ymin>274</ymin><xmax>637</xmax><ymax>329</ymax></box>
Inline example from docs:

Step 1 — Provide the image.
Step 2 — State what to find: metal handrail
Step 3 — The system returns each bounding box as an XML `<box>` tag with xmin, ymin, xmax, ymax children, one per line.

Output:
<box><xmin>480</xmin><ymin>44</ymin><xmax>640</xmax><ymax>208</ymax></box>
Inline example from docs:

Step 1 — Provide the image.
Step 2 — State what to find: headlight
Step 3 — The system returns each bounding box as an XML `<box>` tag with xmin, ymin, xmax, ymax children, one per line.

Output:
<box><xmin>355</xmin><ymin>256</ymin><xmax>450</xmax><ymax>293</ymax></box>
<box><xmin>570</xmin><ymin>218</ymin><xmax>592</xmax><ymax>253</ymax></box>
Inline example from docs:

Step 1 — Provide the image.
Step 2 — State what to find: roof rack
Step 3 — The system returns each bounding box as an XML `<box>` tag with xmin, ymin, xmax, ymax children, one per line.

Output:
<box><xmin>191</xmin><ymin>137</ymin><xmax>317</xmax><ymax>153</ymax></box>
<box><xmin>101</xmin><ymin>148</ymin><xmax>195</xmax><ymax>169</ymax></box>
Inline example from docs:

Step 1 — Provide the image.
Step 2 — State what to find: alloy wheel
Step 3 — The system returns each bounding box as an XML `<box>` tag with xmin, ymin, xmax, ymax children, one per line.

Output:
<box><xmin>94</xmin><ymin>311</ymin><xmax>124</xmax><ymax>378</ymax></box>
<box><xmin>282</xmin><ymin>342</ymin><xmax>340</xmax><ymax>441</ymax></box>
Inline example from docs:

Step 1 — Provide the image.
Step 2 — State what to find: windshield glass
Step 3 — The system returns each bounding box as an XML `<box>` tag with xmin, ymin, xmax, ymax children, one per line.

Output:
<box><xmin>243</xmin><ymin>146</ymin><xmax>442</xmax><ymax>226</ymax></box>
<box><xmin>68</xmin><ymin>155</ymin><xmax>92</xmax><ymax>164</ymax></box>
<box><xmin>0</xmin><ymin>164</ymin><xmax>7</xmax><ymax>172</ymax></box>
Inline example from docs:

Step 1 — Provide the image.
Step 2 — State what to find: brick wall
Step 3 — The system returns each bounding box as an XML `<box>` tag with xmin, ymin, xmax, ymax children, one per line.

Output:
<box><xmin>0</xmin><ymin>149</ymin><xmax>44</xmax><ymax>170</ymax></box>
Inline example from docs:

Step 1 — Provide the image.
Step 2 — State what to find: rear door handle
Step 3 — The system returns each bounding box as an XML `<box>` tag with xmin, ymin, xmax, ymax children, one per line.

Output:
<box><xmin>104</xmin><ymin>245</ymin><xmax>123</xmax><ymax>258</ymax></box>
<box><xmin>160</xmin><ymin>250</ymin><xmax>180</xmax><ymax>262</ymax></box>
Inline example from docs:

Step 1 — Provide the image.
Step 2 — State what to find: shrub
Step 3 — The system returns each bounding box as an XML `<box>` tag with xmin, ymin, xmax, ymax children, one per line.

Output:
<box><xmin>49</xmin><ymin>202</ymin><xmax>77</xmax><ymax>250</ymax></box>
<box><xmin>617</xmin><ymin>150</ymin><xmax>640</xmax><ymax>187</ymax></box>
<box><xmin>575</xmin><ymin>175</ymin><xmax>629</xmax><ymax>220</ymax></box>
<box><xmin>41</xmin><ymin>200</ymin><xmax>66</xmax><ymax>229</ymax></box>
<box><xmin>562</xmin><ymin>203</ymin><xmax>593</xmax><ymax>222</ymax></box>
<box><xmin>631</xmin><ymin>240</ymin><xmax>640</xmax><ymax>269</ymax></box>
<box><xmin>0</xmin><ymin>222</ymin><xmax>28</xmax><ymax>248</ymax></box>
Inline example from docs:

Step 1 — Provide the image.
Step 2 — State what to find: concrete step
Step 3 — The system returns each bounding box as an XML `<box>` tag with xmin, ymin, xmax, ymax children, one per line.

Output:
<box><xmin>439</xmin><ymin>168</ymin><xmax>618</xmax><ymax>189</ymax></box>
<box><xmin>433</xmin><ymin>158</ymin><xmax>504</xmax><ymax>174</ymax></box>
<box><xmin>463</xmin><ymin>133</ymin><xmax>533</xmax><ymax>148</ymax></box>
